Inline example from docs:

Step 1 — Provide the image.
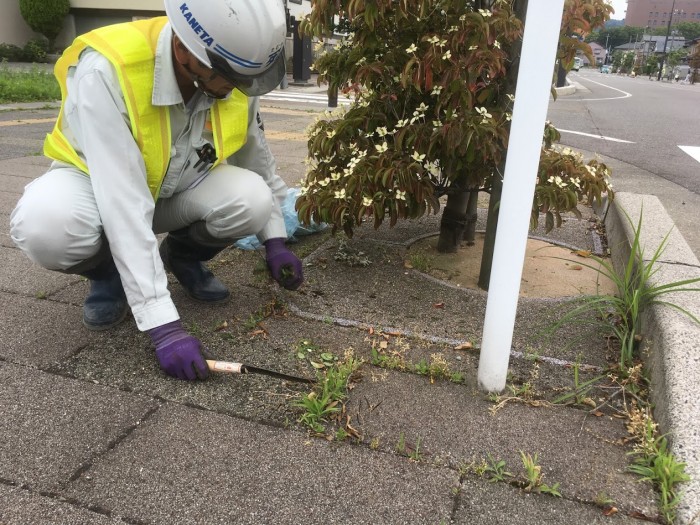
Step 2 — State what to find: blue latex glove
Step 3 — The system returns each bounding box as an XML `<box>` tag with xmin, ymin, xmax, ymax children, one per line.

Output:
<box><xmin>264</xmin><ymin>238</ymin><xmax>304</xmax><ymax>290</ymax></box>
<box><xmin>148</xmin><ymin>320</ymin><xmax>209</xmax><ymax>380</ymax></box>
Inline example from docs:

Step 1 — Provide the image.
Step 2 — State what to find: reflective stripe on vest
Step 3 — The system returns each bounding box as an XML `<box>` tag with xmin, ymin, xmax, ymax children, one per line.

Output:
<box><xmin>44</xmin><ymin>17</ymin><xmax>248</xmax><ymax>201</ymax></box>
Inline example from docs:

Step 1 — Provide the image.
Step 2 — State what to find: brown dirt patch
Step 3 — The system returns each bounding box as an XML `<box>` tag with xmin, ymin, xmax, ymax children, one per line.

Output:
<box><xmin>407</xmin><ymin>233</ymin><xmax>617</xmax><ymax>298</ymax></box>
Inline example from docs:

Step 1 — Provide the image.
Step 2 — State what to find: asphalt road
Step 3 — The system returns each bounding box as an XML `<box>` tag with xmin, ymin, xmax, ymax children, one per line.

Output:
<box><xmin>546</xmin><ymin>69</ymin><xmax>700</xmax><ymax>195</ymax></box>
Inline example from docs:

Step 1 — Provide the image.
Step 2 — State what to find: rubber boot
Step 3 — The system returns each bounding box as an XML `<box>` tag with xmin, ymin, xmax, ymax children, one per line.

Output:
<box><xmin>81</xmin><ymin>258</ymin><xmax>128</xmax><ymax>331</ymax></box>
<box><xmin>159</xmin><ymin>228</ymin><xmax>230</xmax><ymax>303</ymax></box>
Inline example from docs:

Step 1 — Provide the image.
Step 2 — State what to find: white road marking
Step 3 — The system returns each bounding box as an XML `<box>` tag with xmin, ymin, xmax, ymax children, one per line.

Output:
<box><xmin>557</xmin><ymin>128</ymin><xmax>635</xmax><ymax>143</ymax></box>
<box><xmin>262</xmin><ymin>91</ymin><xmax>352</xmax><ymax>106</ymax></box>
<box><xmin>560</xmin><ymin>75</ymin><xmax>633</xmax><ymax>101</ymax></box>
<box><xmin>679</xmin><ymin>145</ymin><xmax>700</xmax><ymax>164</ymax></box>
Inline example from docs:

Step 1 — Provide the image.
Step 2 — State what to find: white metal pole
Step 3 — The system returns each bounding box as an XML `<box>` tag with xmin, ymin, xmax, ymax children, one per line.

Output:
<box><xmin>477</xmin><ymin>0</ymin><xmax>566</xmax><ymax>392</ymax></box>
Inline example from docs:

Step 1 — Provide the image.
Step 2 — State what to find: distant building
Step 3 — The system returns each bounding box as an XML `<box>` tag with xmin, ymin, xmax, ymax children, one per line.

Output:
<box><xmin>0</xmin><ymin>0</ymin><xmax>313</xmax><ymax>53</ymax></box>
<box><xmin>580</xmin><ymin>42</ymin><xmax>608</xmax><ymax>65</ymax></box>
<box><xmin>613</xmin><ymin>34</ymin><xmax>685</xmax><ymax>53</ymax></box>
<box><xmin>623</xmin><ymin>0</ymin><xmax>700</xmax><ymax>28</ymax></box>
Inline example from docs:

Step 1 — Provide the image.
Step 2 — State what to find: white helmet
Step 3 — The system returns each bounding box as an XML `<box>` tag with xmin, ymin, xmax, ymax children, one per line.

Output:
<box><xmin>165</xmin><ymin>0</ymin><xmax>287</xmax><ymax>96</ymax></box>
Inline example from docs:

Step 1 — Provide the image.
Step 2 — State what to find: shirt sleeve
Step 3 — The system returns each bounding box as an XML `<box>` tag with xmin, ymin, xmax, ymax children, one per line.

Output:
<box><xmin>64</xmin><ymin>50</ymin><xmax>179</xmax><ymax>331</ymax></box>
<box><xmin>227</xmin><ymin>96</ymin><xmax>288</xmax><ymax>242</ymax></box>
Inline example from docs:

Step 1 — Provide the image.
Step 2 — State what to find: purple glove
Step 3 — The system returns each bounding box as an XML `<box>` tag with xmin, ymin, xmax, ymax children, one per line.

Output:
<box><xmin>264</xmin><ymin>238</ymin><xmax>304</xmax><ymax>290</ymax></box>
<box><xmin>148</xmin><ymin>320</ymin><xmax>209</xmax><ymax>380</ymax></box>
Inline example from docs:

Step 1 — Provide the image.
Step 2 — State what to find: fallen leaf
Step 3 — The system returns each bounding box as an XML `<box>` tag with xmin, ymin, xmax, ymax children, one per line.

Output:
<box><xmin>433</xmin><ymin>302</ymin><xmax>445</xmax><ymax>309</ymax></box>
<box><xmin>572</xmin><ymin>250</ymin><xmax>592</xmax><ymax>258</ymax></box>
<box><xmin>309</xmin><ymin>361</ymin><xmax>325</xmax><ymax>369</ymax></box>
<box><xmin>404</xmin><ymin>260</ymin><xmax>413</xmax><ymax>269</ymax></box>
<box><xmin>570</xmin><ymin>265</ymin><xmax>583</xmax><ymax>271</ymax></box>
<box><xmin>592</xmin><ymin>410</ymin><xmax>604</xmax><ymax>417</ymax></box>
<box><xmin>384</xmin><ymin>331</ymin><xmax>401</xmax><ymax>336</ymax></box>
<box><xmin>345</xmin><ymin>415</ymin><xmax>362</xmax><ymax>439</ymax></box>
<box><xmin>602</xmin><ymin>506</ymin><xmax>618</xmax><ymax>516</ymax></box>
<box><xmin>581</xmin><ymin>397</ymin><xmax>596</xmax><ymax>408</ymax></box>
<box><xmin>454</xmin><ymin>342</ymin><xmax>473</xmax><ymax>351</ymax></box>
<box><xmin>368</xmin><ymin>327</ymin><xmax>375</xmax><ymax>335</ymax></box>
<box><xmin>214</xmin><ymin>320</ymin><xmax>228</xmax><ymax>331</ymax></box>
<box><xmin>379</xmin><ymin>341</ymin><xmax>389</xmax><ymax>350</ymax></box>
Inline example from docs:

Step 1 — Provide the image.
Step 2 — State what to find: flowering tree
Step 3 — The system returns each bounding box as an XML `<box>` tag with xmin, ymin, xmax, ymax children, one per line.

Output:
<box><xmin>296</xmin><ymin>0</ymin><xmax>613</xmax><ymax>261</ymax></box>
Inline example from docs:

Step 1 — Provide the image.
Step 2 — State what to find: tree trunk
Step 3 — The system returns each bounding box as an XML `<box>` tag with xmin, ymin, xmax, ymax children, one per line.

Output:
<box><xmin>556</xmin><ymin>61</ymin><xmax>568</xmax><ymax>87</ymax></box>
<box><xmin>478</xmin><ymin>0</ymin><xmax>528</xmax><ymax>290</ymax></box>
<box><xmin>436</xmin><ymin>188</ymin><xmax>470</xmax><ymax>253</ymax></box>
<box><xmin>463</xmin><ymin>190</ymin><xmax>479</xmax><ymax>245</ymax></box>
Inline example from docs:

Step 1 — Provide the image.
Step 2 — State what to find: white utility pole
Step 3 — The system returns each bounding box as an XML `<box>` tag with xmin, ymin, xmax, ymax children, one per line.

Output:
<box><xmin>477</xmin><ymin>0</ymin><xmax>566</xmax><ymax>392</ymax></box>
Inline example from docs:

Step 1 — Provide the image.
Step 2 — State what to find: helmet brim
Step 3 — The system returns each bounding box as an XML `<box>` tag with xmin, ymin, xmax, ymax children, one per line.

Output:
<box><xmin>206</xmin><ymin>48</ymin><xmax>287</xmax><ymax>97</ymax></box>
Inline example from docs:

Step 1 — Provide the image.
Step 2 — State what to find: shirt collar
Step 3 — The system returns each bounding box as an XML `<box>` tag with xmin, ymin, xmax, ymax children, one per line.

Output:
<box><xmin>152</xmin><ymin>23</ymin><xmax>183</xmax><ymax>107</ymax></box>
<box><xmin>152</xmin><ymin>23</ymin><xmax>216</xmax><ymax>111</ymax></box>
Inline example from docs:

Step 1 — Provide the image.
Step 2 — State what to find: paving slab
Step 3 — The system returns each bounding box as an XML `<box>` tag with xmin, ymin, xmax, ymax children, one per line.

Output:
<box><xmin>0</xmin><ymin>484</ymin><xmax>122</xmax><ymax>525</ymax></box>
<box><xmin>0</xmin><ymin>155</ymin><xmax>52</xmax><ymax>178</ymax></box>
<box><xmin>0</xmin><ymin>189</ymin><xmax>21</xmax><ymax>215</ymax></box>
<box><xmin>65</xmin><ymin>403</ymin><xmax>458</xmax><ymax>525</ymax></box>
<box><xmin>0</xmin><ymin>292</ymin><xmax>89</xmax><ymax>366</ymax></box>
<box><xmin>344</xmin><ymin>369</ymin><xmax>658</xmax><ymax>519</ymax></box>
<box><xmin>290</xmin><ymin>234</ymin><xmax>614</xmax><ymax>367</ymax></box>
<box><xmin>454</xmin><ymin>476</ymin><xmax>646</xmax><ymax>524</ymax></box>
<box><xmin>0</xmin><ymin>364</ymin><xmax>158</xmax><ymax>492</ymax></box>
<box><xmin>0</xmin><ymin>247</ymin><xmax>80</xmax><ymax>297</ymax></box>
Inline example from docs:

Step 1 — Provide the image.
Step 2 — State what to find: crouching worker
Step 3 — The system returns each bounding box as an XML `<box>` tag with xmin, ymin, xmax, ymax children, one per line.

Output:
<box><xmin>9</xmin><ymin>0</ymin><xmax>303</xmax><ymax>380</ymax></box>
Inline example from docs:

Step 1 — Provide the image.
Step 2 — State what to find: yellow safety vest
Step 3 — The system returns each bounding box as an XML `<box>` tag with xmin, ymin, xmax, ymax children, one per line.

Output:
<box><xmin>44</xmin><ymin>17</ymin><xmax>248</xmax><ymax>201</ymax></box>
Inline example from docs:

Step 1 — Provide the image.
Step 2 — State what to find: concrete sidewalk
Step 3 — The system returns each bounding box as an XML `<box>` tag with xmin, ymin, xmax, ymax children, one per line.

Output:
<box><xmin>1</xmin><ymin>81</ymin><xmax>699</xmax><ymax>524</ymax></box>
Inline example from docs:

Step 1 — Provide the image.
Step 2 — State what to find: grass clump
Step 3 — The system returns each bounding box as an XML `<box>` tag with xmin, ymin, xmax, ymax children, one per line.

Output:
<box><xmin>294</xmin><ymin>350</ymin><xmax>361</xmax><ymax>434</ymax></box>
<box><xmin>0</xmin><ymin>63</ymin><xmax>59</xmax><ymax>103</ymax></box>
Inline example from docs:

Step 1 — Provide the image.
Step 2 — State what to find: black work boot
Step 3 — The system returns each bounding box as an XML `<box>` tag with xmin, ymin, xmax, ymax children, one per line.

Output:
<box><xmin>159</xmin><ymin>228</ymin><xmax>230</xmax><ymax>303</ymax></box>
<box><xmin>81</xmin><ymin>258</ymin><xmax>128</xmax><ymax>331</ymax></box>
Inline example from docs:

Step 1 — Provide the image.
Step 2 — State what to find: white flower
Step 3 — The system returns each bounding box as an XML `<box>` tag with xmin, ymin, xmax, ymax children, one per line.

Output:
<box><xmin>431</xmin><ymin>86</ymin><xmax>443</xmax><ymax>96</ymax></box>
<box><xmin>505</xmin><ymin>112</ymin><xmax>512</xmax><ymax>121</ymax></box>
<box><xmin>362</xmin><ymin>196</ymin><xmax>373</xmax><ymax>207</ymax></box>
<box><xmin>494</xmin><ymin>40</ymin><xmax>501</xmax><ymax>49</ymax></box>
<box><xmin>469</xmin><ymin>45</ymin><xmax>478</xmax><ymax>51</ymax></box>
<box><xmin>376</xmin><ymin>126</ymin><xmax>389</xmax><ymax>137</ymax></box>
<box><xmin>318</xmin><ymin>178</ymin><xmax>330</xmax><ymax>187</ymax></box>
<box><xmin>424</xmin><ymin>160</ymin><xmax>441</xmax><ymax>176</ymax></box>
<box><xmin>411</xmin><ymin>151</ymin><xmax>426</xmax><ymax>162</ymax></box>
<box><xmin>330</xmin><ymin>171</ymin><xmax>341</xmax><ymax>181</ymax></box>
<box><xmin>432</xmin><ymin>119</ymin><xmax>442</xmax><ymax>127</ymax></box>
<box><xmin>475</xmin><ymin>107</ymin><xmax>492</xmax><ymax>121</ymax></box>
<box><xmin>406</xmin><ymin>43</ymin><xmax>418</xmax><ymax>53</ymax></box>
<box><xmin>395</xmin><ymin>119</ymin><xmax>408</xmax><ymax>129</ymax></box>
<box><xmin>442</xmin><ymin>50</ymin><xmax>452</xmax><ymax>60</ymax></box>
<box><xmin>326</xmin><ymin>130</ymin><xmax>336</xmax><ymax>138</ymax></box>
<box><xmin>417</xmin><ymin>102</ymin><xmax>429</xmax><ymax>112</ymax></box>
<box><xmin>395</xmin><ymin>190</ymin><xmax>407</xmax><ymax>201</ymax></box>
<box><xmin>507</xmin><ymin>94</ymin><xmax>515</xmax><ymax>102</ymax></box>
<box><xmin>334</xmin><ymin>189</ymin><xmax>346</xmax><ymax>199</ymax></box>
<box><xmin>427</xmin><ymin>36</ymin><xmax>440</xmax><ymax>45</ymax></box>
<box><xmin>478</xmin><ymin>9</ymin><xmax>492</xmax><ymax>17</ymax></box>
<box><xmin>448</xmin><ymin>25</ymin><xmax>459</xmax><ymax>33</ymax></box>
<box><xmin>375</xmin><ymin>142</ymin><xmax>388</xmax><ymax>153</ymax></box>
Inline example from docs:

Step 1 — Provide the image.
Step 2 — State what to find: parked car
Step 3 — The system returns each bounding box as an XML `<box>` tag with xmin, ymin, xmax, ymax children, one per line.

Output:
<box><xmin>572</xmin><ymin>57</ymin><xmax>583</xmax><ymax>71</ymax></box>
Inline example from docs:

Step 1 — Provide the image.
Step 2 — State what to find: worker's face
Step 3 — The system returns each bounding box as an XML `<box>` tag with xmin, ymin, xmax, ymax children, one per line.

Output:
<box><xmin>175</xmin><ymin>39</ymin><xmax>236</xmax><ymax>99</ymax></box>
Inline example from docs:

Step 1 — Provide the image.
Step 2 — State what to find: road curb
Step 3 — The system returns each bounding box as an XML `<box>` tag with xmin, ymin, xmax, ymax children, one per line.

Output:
<box><xmin>603</xmin><ymin>192</ymin><xmax>700</xmax><ymax>524</ymax></box>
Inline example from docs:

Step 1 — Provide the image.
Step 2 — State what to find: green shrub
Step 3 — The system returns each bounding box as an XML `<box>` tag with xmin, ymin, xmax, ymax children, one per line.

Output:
<box><xmin>22</xmin><ymin>38</ymin><xmax>49</xmax><ymax>63</ymax></box>
<box><xmin>18</xmin><ymin>0</ymin><xmax>70</xmax><ymax>51</ymax></box>
<box><xmin>0</xmin><ymin>44</ymin><xmax>24</xmax><ymax>62</ymax></box>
